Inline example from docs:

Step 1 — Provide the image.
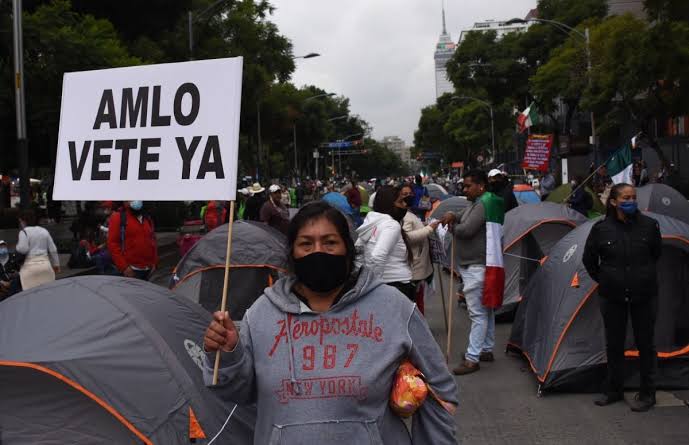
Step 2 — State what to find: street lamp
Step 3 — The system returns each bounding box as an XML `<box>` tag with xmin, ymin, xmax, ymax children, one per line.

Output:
<box><xmin>451</xmin><ymin>96</ymin><xmax>495</xmax><ymax>163</ymax></box>
<box><xmin>293</xmin><ymin>53</ymin><xmax>321</xmax><ymax>59</ymax></box>
<box><xmin>11</xmin><ymin>0</ymin><xmax>30</xmax><ymax>208</ymax></box>
<box><xmin>293</xmin><ymin>93</ymin><xmax>335</xmax><ymax>176</ymax></box>
<box><xmin>256</xmin><ymin>54</ymin><xmax>321</xmax><ymax>179</ymax></box>
<box><xmin>505</xmin><ymin>17</ymin><xmax>597</xmax><ymax>162</ymax></box>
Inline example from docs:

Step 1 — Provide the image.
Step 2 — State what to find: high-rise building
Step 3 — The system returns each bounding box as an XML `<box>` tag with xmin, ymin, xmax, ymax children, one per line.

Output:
<box><xmin>607</xmin><ymin>0</ymin><xmax>645</xmax><ymax>18</ymax></box>
<box><xmin>382</xmin><ymin>136</ymin><xmax>411</xmax><ymax>165</ymax></box>
<box><xmin>434</xmin><ymin>4</ymin><xmax>456</xmax><ymax>99</ymax></box>
<box><xmin>458</xmin><ymin>19</ymin><xmax>531</xmax><ymax>44</ymax></box>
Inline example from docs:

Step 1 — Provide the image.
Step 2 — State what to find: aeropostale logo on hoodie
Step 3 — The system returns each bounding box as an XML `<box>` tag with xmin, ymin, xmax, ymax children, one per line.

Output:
<box><xmin>268</xmin><ymin>309</ymin><xmax>384</xmax><ymax>404</ymax></box>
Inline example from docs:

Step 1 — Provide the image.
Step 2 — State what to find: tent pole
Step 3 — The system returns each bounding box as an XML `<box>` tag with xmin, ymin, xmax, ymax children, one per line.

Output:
<box><xmin>213</xmin><ymin>201</ymin><xmax>236</xmax><ymax>385</ymax></box>
<box><xmin>445</xmin><ymin>237</ymin><xmax>456</xmax><ymax>363</ymax></box>
<box><xmin>437</xmin><ymin>263</ymin><xmax>449</xmax><ymax>336</ymax></box>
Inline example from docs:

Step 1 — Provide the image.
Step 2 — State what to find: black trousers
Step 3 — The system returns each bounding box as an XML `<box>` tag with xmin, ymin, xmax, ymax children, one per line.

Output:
<box><xmin>388</xmin><ymin>281</ymin><xmax>417</xmax><ymax>302</ymax></box>
<box><xmin>599</xmin><ymin>295</ymin><xmax>658</xmax><ymax>396</ymax></box>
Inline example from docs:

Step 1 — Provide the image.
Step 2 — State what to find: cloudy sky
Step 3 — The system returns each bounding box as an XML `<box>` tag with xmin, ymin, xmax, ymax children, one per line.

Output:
<box><xmin>269</xmin><ymin>0</ymin><xmax>537</xmax><ymax>146</ymax></box>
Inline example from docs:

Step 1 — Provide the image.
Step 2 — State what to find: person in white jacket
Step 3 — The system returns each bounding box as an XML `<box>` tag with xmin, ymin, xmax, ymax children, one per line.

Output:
<box><xmin>356</xmin><ymin>185</ymin><xmax>415</xmax><ymax>300</ymax></box>
<box><xmin>15</xmin><ymin>209</ymin><xmax>60</xmax><ymax>291</ymax></box>
<box><xmin>400</xmin><ymin>184</ymin><xmax>439</xmax><ymax>313</ymax></box>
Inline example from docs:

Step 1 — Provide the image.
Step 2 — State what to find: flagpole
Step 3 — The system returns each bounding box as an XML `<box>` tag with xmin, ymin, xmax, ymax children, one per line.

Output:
<box><xmin>561</xmin><ymin>148</ymin><xmax>627</xmax><ymax>204</ymax></box>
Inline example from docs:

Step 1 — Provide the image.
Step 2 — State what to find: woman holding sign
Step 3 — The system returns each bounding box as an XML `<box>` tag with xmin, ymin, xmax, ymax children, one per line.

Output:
<box><xmin>203</xmin><ymin>201</ymin><xmax>458</xmax><ymax>444</ymax></box>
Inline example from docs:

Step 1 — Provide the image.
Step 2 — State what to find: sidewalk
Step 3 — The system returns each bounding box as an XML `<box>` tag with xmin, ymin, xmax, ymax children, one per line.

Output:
<box><xmin>0</xmin><ymin>219</ymin><xmax>179</xmax><ymax>280</ymax></box>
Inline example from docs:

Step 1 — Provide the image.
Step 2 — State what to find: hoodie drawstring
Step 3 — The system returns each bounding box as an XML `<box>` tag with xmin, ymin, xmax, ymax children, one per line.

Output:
<box><xmin>284</xmin><ymin>313</ymin><xmax>301</xmax><ymax>395</ymax></box>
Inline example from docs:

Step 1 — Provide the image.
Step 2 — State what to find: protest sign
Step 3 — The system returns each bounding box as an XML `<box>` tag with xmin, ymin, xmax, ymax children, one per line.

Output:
<box><xmin>521</xmin><ymin>134</ymin><xmax>553</xmax><ymax>172</ymax></box>
<box><xmin>54</xmin><ymin>57</ymin><xmax>243</xmax><ymax>201</ymax></box>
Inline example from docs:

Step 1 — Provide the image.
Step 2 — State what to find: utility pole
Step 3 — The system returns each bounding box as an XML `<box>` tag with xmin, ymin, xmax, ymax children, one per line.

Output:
<box><xmin>12</xmin><ymin>0</ymin><xmax>30</xmax><ymax>208</ymax></box>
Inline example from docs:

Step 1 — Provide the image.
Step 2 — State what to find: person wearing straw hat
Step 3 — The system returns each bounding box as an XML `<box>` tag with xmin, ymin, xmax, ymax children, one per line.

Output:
<box><xmin>244</xmin><ymin>182</ymin><xmax>266</xmax><ymax>222</ymax></box>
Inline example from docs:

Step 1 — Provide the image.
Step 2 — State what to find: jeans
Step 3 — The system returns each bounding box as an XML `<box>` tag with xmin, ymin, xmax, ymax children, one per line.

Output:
<box><xmin>461</xmin><ymin>265</ymin><xmax>495</xmax><ymax>363</ymax></box>
<box><xmin>600</xmin><ymin>295</ymin><xmax>657</xmax><ymax>396</ymax></box>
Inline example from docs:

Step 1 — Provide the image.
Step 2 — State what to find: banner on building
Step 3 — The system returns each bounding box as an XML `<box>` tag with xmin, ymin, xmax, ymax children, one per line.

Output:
<box><xmin>521</xmin><ymin>134</ymin><xmax>553</xmax><ymax>172</ymax></box>
<box><xmin>53</xmin><ymin>57</ymin><xmax>243</xmax><ymax>201</ymax></box>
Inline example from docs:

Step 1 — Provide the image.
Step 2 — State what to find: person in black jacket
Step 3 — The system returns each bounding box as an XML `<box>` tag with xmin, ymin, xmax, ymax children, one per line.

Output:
<box><xmin>582</xmin><ymin>183</ymin><xmax>662</xmax><ymax>412</ymax></box>
<box><xmin>487</xmin><ymin>169</ymin><xmax>518</xmax><ymax>212</ymax></box>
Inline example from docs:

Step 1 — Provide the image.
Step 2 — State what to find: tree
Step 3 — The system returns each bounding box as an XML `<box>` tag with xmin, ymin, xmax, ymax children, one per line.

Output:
<box><xmin>0</xmin><ymin>0</ymin><xmax>140</xmax><ymax>172</ymax></box>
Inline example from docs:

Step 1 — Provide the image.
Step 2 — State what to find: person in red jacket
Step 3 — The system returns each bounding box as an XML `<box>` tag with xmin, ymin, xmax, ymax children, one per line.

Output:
<box><xmin>204</xmin><ymin>200</ymin><xmax>227</xmax><ymax>232</ymax></box>
<box><xmin>107</xmin><ymin>200</ymin><xmax>158</xmax><ymax>280</ymax></box>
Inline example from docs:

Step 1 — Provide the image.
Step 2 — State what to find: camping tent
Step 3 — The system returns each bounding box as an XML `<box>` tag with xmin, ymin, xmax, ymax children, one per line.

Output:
<box><xmin>429</xmin><ymin>196</ymin><xmax>471</xmax><ymax>221</ymax></box>
<box><xmin>499</xmin><ymin>202</ymin><xmax>588</xmax><ymax>320</ymax></box>
<box><xmin>513</xmin><ymin>184</ymin><xmax>541</xmax><ymax>205</ymax></box>
<box><xmin>508</xmin><ymin>213</ymin><xmax>689</xmax><ymax>393</ymax></box>
<box><xmin>546</xmin><ymin>183</ymin><xmax>605</xmax><ymax>215</ymax></box>
<box><xmin>426</xmin><ymin>183</ymin><xmax>449</xmax><ymax>201</ymax></box>
<box><xmin>171</xmin><ymin>220</ymin><xmax>288</xmax><ymax>320</ymax></box>
<box><xmin>0</xmin><ymin>276</ymin><xmax>254</xmax><ymax>444</ymax></box>
<box><xmin>636</xmin><ymin>183</ymin><xmax>689</xmax><ymax>225</ymax></box>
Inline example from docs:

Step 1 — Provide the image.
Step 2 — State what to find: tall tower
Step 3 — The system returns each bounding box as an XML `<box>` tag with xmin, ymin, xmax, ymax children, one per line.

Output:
<box><xmin>434</xmin><ymin>1</ymin><xmax>456</xmax><ymax>98</ymax></box>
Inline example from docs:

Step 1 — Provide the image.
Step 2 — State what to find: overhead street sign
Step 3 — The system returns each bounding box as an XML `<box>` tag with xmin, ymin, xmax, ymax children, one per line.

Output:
<box><xmin>320</xmin><ymin>139</ymin><xmax>364</xmax><ymax>149</ymax></box>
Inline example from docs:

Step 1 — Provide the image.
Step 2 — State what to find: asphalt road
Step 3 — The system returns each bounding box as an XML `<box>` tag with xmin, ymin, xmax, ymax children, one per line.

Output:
<box><xmin>427</xmin><ymin>270</ymin><xmax>689</xmax><ymax>445</ymax></box>
<box><xmin>151</xmin><ymin>247</ymin><xmax>689</xmax><ymax>444</ymax></box>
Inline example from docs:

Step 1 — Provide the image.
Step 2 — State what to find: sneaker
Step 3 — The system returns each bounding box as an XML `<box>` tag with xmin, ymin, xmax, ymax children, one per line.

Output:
<box><xmin>453</xmin><ymin>360</ymin><xmax>480</xmax><ymax>376</ymax></box>
<box><xmin>594</xmin><ymin>393</ymin><xmax>624</xmax><ymax>407</ymax></box>
<box><xmin>630</xmin><ymin>393</ymin><xmax>656</xmax><ymax>412</ymax></box>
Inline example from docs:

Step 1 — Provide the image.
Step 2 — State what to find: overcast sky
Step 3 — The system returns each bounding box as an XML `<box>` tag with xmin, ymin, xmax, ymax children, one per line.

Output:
<box><xmin>269</xmin><ymin>0</ymin><xmax>537</xmax><ymax>146</ymax></box>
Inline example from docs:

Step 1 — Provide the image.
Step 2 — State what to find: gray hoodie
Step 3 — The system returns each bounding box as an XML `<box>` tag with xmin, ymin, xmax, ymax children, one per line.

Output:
<box><xmin>204</xmin><ymin>267</ymin><xmax>458</xmax><ymax>444</ymax></box>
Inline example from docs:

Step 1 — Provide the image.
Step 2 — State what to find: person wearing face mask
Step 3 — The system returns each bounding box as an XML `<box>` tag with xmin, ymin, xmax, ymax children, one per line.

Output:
<box><xmin>15</xmin><ymin>209</ymin><xmax>60</xmax><ymax>291</ymax></box>
<box><xmin>583</xmin><ymin>183</ymin><xmax>662</xmax><ymax>412</ymax></box>
<box><xmin>107</xmin><ymin>200</ymin><xmax>158</xmax><ymax>280</ymax></box>
<box><xmin>260</xmin><ymin>184</ymin><xmax>291</xmax><ymax>235</ymax></box>
<box><xmin>487</xmin><ymin>169</ymin><xmax>518</xmax><ymax>212</ymax></box>
<box><xmin>355</xmin><ymin>185</ymin><xmax>415</xmax><ymax>300</ymax></box>
<box><xmin>400</xmin><ymin>184</ymin><xmax>439</xmax><ymax>314</ymax></box>
<box><xmin>203</xmin><ymin>201</ymin><xmax>458</xmax><ymax>444</ymax></box>
<box><xmin>0</xmin><ymin>240</ymin><xmax>19</xmax><ymax>300</ymax></box>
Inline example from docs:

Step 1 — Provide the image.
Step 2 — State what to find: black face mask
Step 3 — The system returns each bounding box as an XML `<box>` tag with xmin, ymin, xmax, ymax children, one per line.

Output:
<box><xmin>403</xmin><ymin>196</ymin><xmax>415</xmax><ymax>207</ymax></box>
<box><xmin>391</xmin><ymin>206</ymin><xmax>407</xmax><ymax>222</ymax></box>
<box><xmin>294</xmin><ymin>252</ymin><xmax>349</xmax><ymax>293</ymax></box>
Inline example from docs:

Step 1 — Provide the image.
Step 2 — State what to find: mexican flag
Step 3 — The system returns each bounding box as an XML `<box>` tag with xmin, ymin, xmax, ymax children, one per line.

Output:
<box><xmin>517</xmin><ymin>102</ymin><xmax>538</xmax><ymax>133</ymax></box>
<box><xmin>606</xmin><ymin>145</ymin><xmax>633</xmax><ymax>184</ymax></box>
<box><xmin>480</xmin><ymin>192</ymin><xmax>505</xmax><ymax>308</ymax></box>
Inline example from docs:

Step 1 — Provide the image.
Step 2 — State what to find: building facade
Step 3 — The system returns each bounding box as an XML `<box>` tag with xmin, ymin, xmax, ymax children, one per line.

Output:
<box><xmin>607</xmin><ymin>0</ymin><xmax>645</xmax><ymax>18</ymax></box>
<box><xmin>381</xmin><ymin>136</ymin><xmax>411</xmax><ymax>165</ymax></box>
<box><xmin>434</xmin><ymin>6</ymin><xmax>456</xmax><ymax>98</ymax></box>
<box><xmin>458</xmin><ymin>19</ymin><xmax>531</xmax><ymax>44</ymax></box>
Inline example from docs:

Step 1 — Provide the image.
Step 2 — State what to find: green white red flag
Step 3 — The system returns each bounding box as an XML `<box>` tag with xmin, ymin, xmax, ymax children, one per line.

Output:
<box><xmin>480</xmin><ymin>192</ymin><xmax>505</xmax><ymax>308</ymax></box>
<box><xmin>517</xmin><ymin>102</ymin><xmax>538</xmax><ymax>133</ymax></box>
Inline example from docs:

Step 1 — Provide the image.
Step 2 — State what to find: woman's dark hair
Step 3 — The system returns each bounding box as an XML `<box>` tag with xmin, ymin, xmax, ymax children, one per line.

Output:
<box><xmin>18</xmin><ymin>208</ymin><xmax>36</xmax><ymax>226</ymax></box>
<box><xmin>415</xmin><ymin>175</ymin><xmax>423</xmax><ymax>186</ymax></box>
<box><xmin>286</xmin><ymin>201</ymin><xmax>356</xmax><ymax>273</ymax></box>
<box><xmin>372</xmin><ymin>185</ymin><xmax>414</xmax><ymax>264</ymax></box>
<box><xmin>606</xmin><ymin>182</ymin><xmax>634</xmax><ymax>216</ymax></box>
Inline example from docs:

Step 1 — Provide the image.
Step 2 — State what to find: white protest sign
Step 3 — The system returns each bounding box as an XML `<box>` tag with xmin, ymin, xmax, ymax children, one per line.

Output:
<box><xmin>53</xmin><ymin>57</ymin><xmax>243</xmax><ymax>201</ymax></box>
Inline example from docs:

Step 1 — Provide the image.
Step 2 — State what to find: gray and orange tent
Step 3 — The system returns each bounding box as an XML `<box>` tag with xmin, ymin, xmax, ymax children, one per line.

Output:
<box><xmin>508</xmin><ymin>212</ymin><xmax>689</xmax><ymax>393</ymax></box>
<box><xmin>171</xmin><ymin>220</ymin><xmax>288</xmax><ymax>320</ymax></box>
<box><xmin>636</xmin><ymin>183</ymin><xmax>689</xmax><ymax>225</ymax></box>
<box><xmin>498</xmin><ymin>202</ymin><xmax>587</xmax><ymax>321</ymax></box>
<box><xmin>0</xmin><ymin>276</ymin><xmax>254</xmax><ymax>444</ymax></box>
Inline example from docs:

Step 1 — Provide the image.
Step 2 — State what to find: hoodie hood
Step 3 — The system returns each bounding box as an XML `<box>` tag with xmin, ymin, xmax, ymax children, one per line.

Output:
<box><xmin>264</xmin><ymin>266</ymin><xmax>385</xmax><ymax>314</ymax></box>
<box><xmin>356</xmin><ymin>211</ymin><xmax>394</xmax><ymax>243</ymax></box>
